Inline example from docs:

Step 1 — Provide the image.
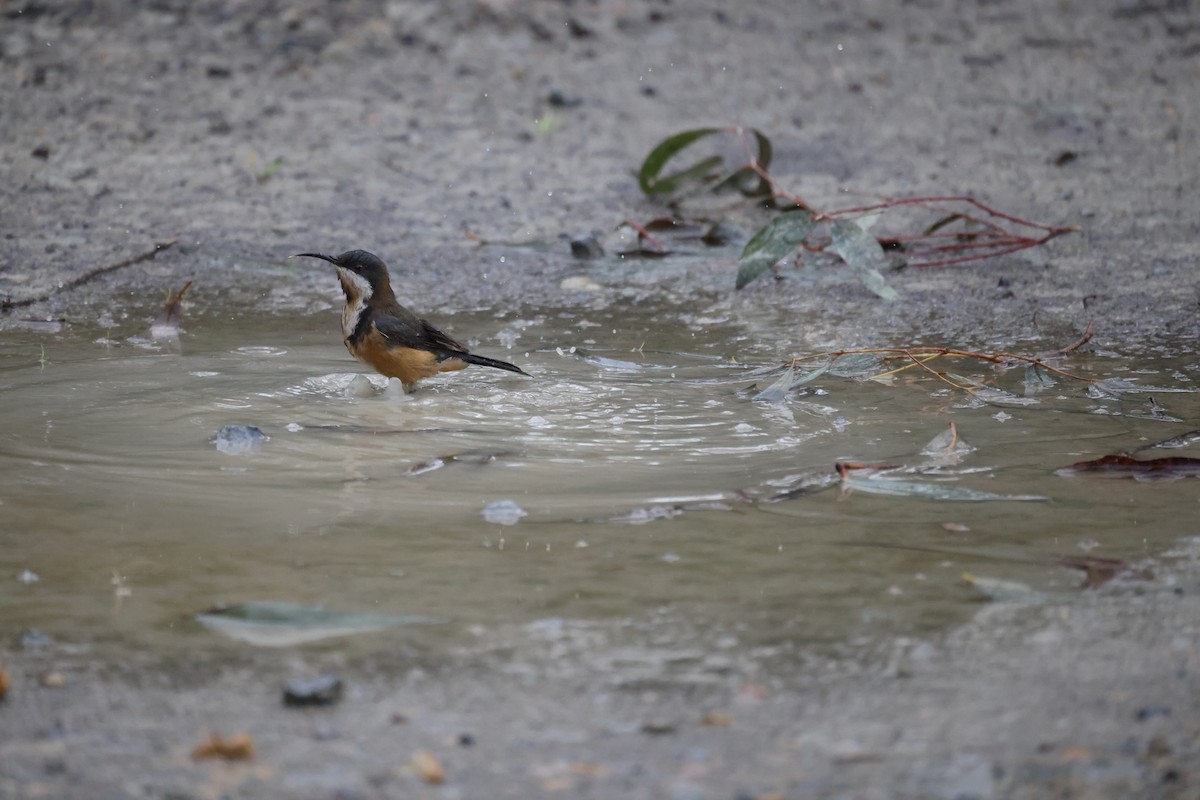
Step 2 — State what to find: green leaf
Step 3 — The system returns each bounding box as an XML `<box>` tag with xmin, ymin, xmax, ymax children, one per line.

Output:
<box><xmin>828</xmin><ymin>218</ymin><xmax>900</xmax><ymax>301</ymax></box>
<box><xmin>735</xmin><ymin>209</ymin><xmax>814</xmax><ymax>289</ymax></box>
<box><xmin>639</xmin><ymin>128</ymin><xmax>722</xmax><ymax>195</ymax></box>
<box><xmin>638</xmin><ymin>127</ymin><xmax>773</xmax><ymax>198</ymax></box>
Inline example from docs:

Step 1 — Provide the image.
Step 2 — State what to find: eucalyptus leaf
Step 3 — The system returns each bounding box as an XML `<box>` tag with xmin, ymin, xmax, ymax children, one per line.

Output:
<box><xmin>195</xmin><ymin>601</ymin><xmax>439</xmax><ymax>647</ymax></box>
<box><xmin>828</xmin><ymin>218</ymin><xmax>900</xmax><ymax>300</ymax></box>
<box><xmin>961</xmin><ymin>572</ymin><xmax>1045</xmax><ymax>603</ymax></box>
<box><xmin>638</xmin><ymin>127</ymin><xmax>772</xmax><ymax>198</ymax></box>
<box><xmin>753</xmin><ymin>366</ymin><xmax>795</xmax><ymax>402</ymax></box>
<box><xmin>735</xmin><ymin>209</ymin><xmax>815</xmax><ymax>289</ymax></box>
<box><xmin>828</xmin><ymin>352</ymin><xmax>886</xmax><ymax>378</ymax></box>
<box><xmin>841</xmin><ymin>475</ymin><xmax>1047</xmax><ymax>502</ymax></box>
<box><xmin>789</xmin><ymin>362</ymin><xmax>830</xmax><ymax>388</ymax></box>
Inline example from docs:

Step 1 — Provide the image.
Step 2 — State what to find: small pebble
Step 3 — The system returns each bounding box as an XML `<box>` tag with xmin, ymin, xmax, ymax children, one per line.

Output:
<box><xmin>282</xmin><ymin>674</ymin><xmax>343</xmax><ymax>707</ymax></box>
<box><xmin>569</xmin><ymin>236</ymin><xmax>604</xmax><ymax>259</ymax></box>
<box><xmin>215</xmin><ymin>424</ymin><xmax>267</xmax><ymax>455</ymax></box>
<box><xmin>20</xmin><ymin>629</ymin><xmax>54</xmax><ymax>649</ymax></box>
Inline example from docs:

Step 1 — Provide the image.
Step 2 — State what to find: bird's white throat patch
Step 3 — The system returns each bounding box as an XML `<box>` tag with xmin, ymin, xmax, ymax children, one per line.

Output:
<box><xmin>336</xmin><ymin>267</ymin><xmax>373</xmax><ymax>339</ymax></box>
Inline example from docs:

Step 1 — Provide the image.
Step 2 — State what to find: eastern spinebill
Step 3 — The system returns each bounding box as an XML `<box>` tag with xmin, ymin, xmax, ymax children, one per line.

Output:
<box><xmin>295</xmin><ymin>249</ymin><xmax>528</xmax><ymax>391</ymax></box>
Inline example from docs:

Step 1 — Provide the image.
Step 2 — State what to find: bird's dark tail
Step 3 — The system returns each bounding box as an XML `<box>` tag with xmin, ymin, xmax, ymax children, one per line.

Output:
<box><xmin>459</xmin><ymin>352</ymin><xmax>530</xmax><ymax>377</ymax></box>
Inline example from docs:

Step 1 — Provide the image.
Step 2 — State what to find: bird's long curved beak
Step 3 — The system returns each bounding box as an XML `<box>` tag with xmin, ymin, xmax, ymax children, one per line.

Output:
<box><xmin>294</xmin><ymin>252</ymin><xmax>338</xmax><ymax>265</ymax></box>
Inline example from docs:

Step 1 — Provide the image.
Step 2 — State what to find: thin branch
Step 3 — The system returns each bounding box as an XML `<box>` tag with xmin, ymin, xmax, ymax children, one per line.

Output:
<box><xmin>2</xmin><ymin>239</ymin><xmax>179</xmax><ymax>312</ymax></box>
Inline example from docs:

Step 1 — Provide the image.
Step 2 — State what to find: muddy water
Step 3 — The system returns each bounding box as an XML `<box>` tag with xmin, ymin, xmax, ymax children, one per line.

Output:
<box><xmin>1</xmin><ymin>300</ymin><xmax>1198</xmax><ymax>667</ymax></box>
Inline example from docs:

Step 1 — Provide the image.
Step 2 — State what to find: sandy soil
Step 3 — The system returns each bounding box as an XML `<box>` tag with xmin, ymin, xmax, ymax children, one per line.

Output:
<box><xmin>2</xmin><ymin>1</ymin><xmax>1199</xmax><ymax>797</ymax></box>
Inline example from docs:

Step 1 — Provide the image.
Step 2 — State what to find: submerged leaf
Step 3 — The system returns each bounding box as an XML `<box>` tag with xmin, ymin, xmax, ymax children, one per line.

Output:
<box><xmin>946</xmin><ymin>373</ymin><xmax>1040</xmax><ymax>406</ymax></box>
<box><xmin>828</xmin><ymin>352</ymin><xmax>886</xmax><ymax>378</ymax></box>
<box><xmin>1055</xmin><ymin>453</ymin><xmax>1200</xmax><ymax>479</ymax></box>
<box><xmin>736</xmin><ymin>209</ymin><xmax>815</xmax><ymax>289</ymax></box>
<box><xmin>840</xmin><ymin>468</ymin><xmax>1047</xmax><ymax>502</ymax></box>
<box><xmin>195</xmin><ymin>601</ymin><xmax>437</xmax><ymax>647</ymax></box>
<box><xmin>827</xmin><ymin>218</ymin><xmax>899</xmax><ymax>300</ymax></box>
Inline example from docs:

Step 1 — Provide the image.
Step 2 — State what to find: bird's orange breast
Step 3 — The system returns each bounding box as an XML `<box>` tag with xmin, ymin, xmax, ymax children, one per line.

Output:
<box><xmin>348</xmin><ymin>330</ymin><xmax>466</xmax><ymax>388</ymax></box>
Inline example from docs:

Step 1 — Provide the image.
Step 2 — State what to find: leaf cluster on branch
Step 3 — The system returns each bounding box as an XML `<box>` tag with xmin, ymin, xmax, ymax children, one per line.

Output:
<box><xmin>636</xmin><ymin>127</ymin><xmax>1078</xmax><ymax>298</ymax></box>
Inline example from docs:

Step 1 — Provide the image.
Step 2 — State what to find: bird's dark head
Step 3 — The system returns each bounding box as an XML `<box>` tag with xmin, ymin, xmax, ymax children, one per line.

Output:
<box><xmin>295</xmin><ymin>249</ymin><xmax>394</xmax><ymax>304</ymax></box>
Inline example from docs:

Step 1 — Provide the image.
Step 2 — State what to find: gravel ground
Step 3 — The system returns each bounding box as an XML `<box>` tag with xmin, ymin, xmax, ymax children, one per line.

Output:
<box><xmin>2</xmin><ymin>1</ymin><xmax>1199</xmax><ymax>797</ymax></box>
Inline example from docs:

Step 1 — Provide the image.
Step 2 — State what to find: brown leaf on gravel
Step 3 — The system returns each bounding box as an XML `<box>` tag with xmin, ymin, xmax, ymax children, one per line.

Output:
<box><xmin>532</xmin><ymin>761</ymin><xmax>608</xmax><ymax>792</ymax></box>
<box><xmin>0</xmin><ymin>665</ymin><xmax>10</xmax><ymax>699</ymax></box>
<box><xmin>192</xmin><ymin>732</ymin><xmax>255</xmax><ymax>761</ymax></box>
<box><xmin>1055</xmin><ymin>554</ymin><xmax>1154</xmax><ymax>589</ymax></box>
<box><xmin>700</xmin><ymin>710</ymin><xmax>733</xmax><ymax>727</ymax></box>
<box><xmin>1055</xmin><ymin>745</ymin><xmax>1093</xmax><ymax>763</ymax></box>
<box><xmin>409</xmin><ymin>750</ymin><xmax>445</xmax><ymax>785</ymax></box>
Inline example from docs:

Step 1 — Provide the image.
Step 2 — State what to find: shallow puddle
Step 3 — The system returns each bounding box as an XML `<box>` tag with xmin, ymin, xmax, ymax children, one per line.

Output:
<box><xmin>1</xmin><ymin>299</ymin><xmax>1198</xmax><ymax>671</ymax></box>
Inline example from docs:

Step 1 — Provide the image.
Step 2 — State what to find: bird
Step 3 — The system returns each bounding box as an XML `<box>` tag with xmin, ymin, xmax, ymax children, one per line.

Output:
<box><xmin>295</xmin><ymin>249</ymin><xmax>528</xmax><ymax>391</ymax></box>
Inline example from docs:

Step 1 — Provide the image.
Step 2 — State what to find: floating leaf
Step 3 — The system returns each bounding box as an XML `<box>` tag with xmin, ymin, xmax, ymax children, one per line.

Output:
<box><xmin>790</xmin><ymin>362</ymin><xmax>831</xmax><ymax>389</ymax></box>
<box><xmin>1143</xmin><ymin>429</ymin><xmax>1200</xmax><ymax>450</ymax></box>
<box><xmin>1091</xmin><ymin>377</ymin><xmax>1195</xmax><ymax>395</ymax></box>
<box><xmin>736</xmin><ymin>209</ymin><xmax>814</xmax><ymax>289</ymax></box>
<box><xmin>752</xmin><ymin>366</ymin><xmax>794</xmax><ymax>402</ymax></box>
<box><xmin>1055</xmin><ymin>454</ymin><xmax>1200</xmax><ymax>480</ymax></box>
<box><xmin>827</xmin><ymin>218</ymin><xmax>899</xmax><ymax>300</ymax></box>
<box><xmin>920</xmin><ymin>421</ymin><xmax>976</xmax><ymax>461</ymax></box>
<box><xmin>638</xmin><ymin>127</ymin><xmax>772</xmax><ymax>197</ymax></box>
<box><xmin>1024</xmin><ymin>363</ymin><xmax>1058</xmax><ymax>393</ymax></box>
<box><xmin>840</xmin><ymin>469</ymin><xmax>1047</xmax><ymax>502</ymax></box>
<box><xmin>195</xmin><ymin>601</ymin><xmax>438</xmax><ymax>647</ymax></box>
<box><xmin>962</xmin><ymin>572</ymin><xmax>1044</xmax><ymax>603</ymax></box>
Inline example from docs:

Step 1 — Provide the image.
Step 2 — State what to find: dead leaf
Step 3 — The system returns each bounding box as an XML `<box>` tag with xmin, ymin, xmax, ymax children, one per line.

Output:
<box><xmin>531</xmin><ymin>761</ymin><xmax>608</xmax><ymax>792</ymax></box>
<box><xmin>700</xmin><ymin>711</ymin><xmax>733</xmax><ymax>727</ymax></box>
<box><xmin>39</xmin><ymin>672</ymin><xmax>65</xmax><ymax>688</ymax></box>
<box><xmin>1056</xmin><ymin>454</ymin><xmax>1200</xmax><ymax>479</ymax></box>
<box><xmin>152</xmin><ymin>280</ymin><xmax>192</xmax><ymax>335</ymax></box>
<box><xmin>409</xmin><ymin>750</ymin><xmax>445</xmax><ymax>785</ymax></box>
<box><xmin>1055</xmin><ymin>554</ymin><xmax>1154</xmax><ymax>589</ymax></box>
<box><xmin>192</xmin><ymin>732</ymin><xmax>255</xmax><ymax>761</ymax></box>
<box><xmin>0</xmin><ymin>665</ymin><xmax>9</xmax><ymax>699</ymax></box>
<box><xmin>1055</xmin><ymin>745</ymin><xmax>1093</xmax><ymax>763</ymax></box>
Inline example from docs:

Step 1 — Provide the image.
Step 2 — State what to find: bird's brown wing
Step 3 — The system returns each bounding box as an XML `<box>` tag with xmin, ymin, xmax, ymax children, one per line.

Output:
<box><xmin>372</xmin><ymin>312</ymin><xmax>468</xmax><ymax>359</ymax></box>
